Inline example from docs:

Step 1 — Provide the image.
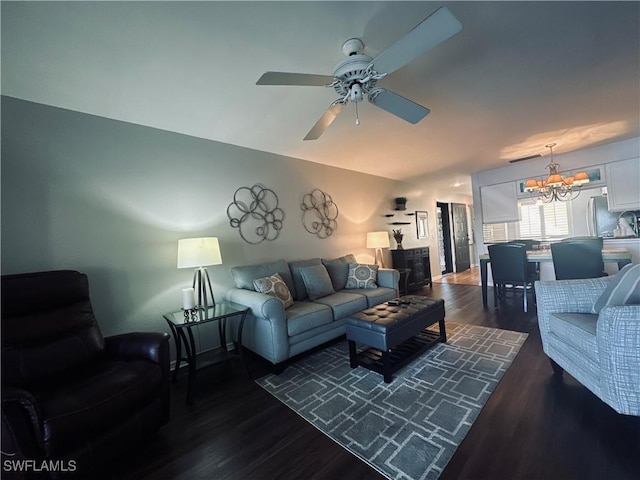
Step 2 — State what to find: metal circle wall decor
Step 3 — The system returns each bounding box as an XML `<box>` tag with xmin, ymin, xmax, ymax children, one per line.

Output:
<box><xmin>300</xmin><ymin>189</ymin><xmax>339</xmax><ymax>238</ymax></box>
<box><xmin>227</xmin><ymin>184</ymin><xmax>284</xmax><ymax>244</ymax></box>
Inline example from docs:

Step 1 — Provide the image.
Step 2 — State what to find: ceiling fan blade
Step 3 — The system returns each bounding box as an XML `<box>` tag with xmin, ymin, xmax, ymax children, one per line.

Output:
<box><xmin>369</xmin><ymin>6</ymin><xmax>462</xmax><ymax>75</ymax></box>
<box><xmin>257</xmin><ymin>72</ymin><xmax>335</xmax><ymax>86</ymax></box>
<box><xmin>369</xmin><ymin>89</ymin><xmax>430</xmax><ymax>124</ymax></box>
<box><xmin>303</xmin><ymin>103</ymin><xmax>344</xmax><ymax>140</ymax></box>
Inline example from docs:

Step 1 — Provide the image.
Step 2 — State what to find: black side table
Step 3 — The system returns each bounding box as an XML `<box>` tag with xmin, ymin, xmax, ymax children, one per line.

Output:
<box><xmin>163</xmin><ymin>301</ymin><xmax>248</xmax><ymax>404</ymax></box>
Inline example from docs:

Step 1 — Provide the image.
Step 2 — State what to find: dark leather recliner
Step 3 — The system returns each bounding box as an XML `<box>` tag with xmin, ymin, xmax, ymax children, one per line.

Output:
<box><xmin>1</xmin><ymin>270</ymin><xmax>170</xmax><ymax>479</ymax></box>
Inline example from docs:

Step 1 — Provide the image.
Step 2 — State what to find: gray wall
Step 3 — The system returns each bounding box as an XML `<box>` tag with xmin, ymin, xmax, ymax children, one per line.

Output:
<box><xmin>2</xmin><ymin>96</ymin><xmax>436</xmax><ymax>352</ymax></box>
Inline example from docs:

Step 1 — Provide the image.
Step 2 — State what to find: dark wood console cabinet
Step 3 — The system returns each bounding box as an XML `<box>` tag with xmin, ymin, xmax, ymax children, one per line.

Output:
<box><xmin>391</xmin><ymin>247</ymin><xmax>432</xmax><ymax>293</ymax></box>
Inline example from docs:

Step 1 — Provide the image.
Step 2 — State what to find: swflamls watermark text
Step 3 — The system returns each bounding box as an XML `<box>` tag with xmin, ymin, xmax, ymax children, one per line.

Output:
<box><xmin>2</xmin><ymin>456</ymin><xmax>77</xmax><ymax>473</ymax></box>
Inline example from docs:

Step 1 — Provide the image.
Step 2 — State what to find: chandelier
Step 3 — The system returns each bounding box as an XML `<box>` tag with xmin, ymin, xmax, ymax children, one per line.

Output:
<box><xmin>524</xmin><ymin>143</ymin><xmax>590</xmax><ymax>203</ymax></box>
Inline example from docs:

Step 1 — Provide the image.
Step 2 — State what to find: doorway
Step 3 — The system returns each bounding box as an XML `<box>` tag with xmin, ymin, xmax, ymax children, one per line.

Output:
<box><xmin>437</xmin><ymin>202</ymin><xmax>471</xmax><ymax>274</ymax></box>
<box><xmin>451</xmin><ymin>202</ymin><xmax>471</xmax><ymax>273</ymax></box>
<box><xmin>436</xmin><ymin>202</ymin><xmax>453</xmax><ymax>274</ymax></box>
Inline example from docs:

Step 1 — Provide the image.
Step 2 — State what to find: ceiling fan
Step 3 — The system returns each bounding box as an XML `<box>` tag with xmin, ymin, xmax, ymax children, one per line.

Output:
<box><xmin>256</xmin><ymin>6</ymin><xmax>462</xmax><ymax>140</ymax></box>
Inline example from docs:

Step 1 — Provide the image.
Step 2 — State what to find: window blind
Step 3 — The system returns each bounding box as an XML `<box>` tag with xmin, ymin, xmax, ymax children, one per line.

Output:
<box><xmin>517</xmin><ymin>200</ymin><xmax>570</xmax><ymax>238</ymax></box>
<box><xmin>482</xmin><ymin>200</ymin><xmax>571</xmax><ymax>243</ymax></box>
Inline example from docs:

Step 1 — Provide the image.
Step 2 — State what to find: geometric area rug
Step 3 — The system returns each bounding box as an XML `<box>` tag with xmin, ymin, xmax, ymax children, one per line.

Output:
<box><xmin>256</xmin><ymin>322</ymin><xmax>528</xmax><ymax>480</ymax></box>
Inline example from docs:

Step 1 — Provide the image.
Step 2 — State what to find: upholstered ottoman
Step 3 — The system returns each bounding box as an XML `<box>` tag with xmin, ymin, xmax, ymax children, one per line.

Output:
<box><xmin>346</xmin><ymin>295</ymin><xmax>446</xmax><ymax>382</ymax></box>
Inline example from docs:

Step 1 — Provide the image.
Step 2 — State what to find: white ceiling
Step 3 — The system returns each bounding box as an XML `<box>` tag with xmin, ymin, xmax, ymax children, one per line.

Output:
<box><xmin>3</xmin><ymin>1</ymin><xmax>639</xmax><ymax>194</ymax></box>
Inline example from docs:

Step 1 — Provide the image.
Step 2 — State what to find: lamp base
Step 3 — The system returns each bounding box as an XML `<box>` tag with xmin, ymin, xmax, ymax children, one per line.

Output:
<box><xmin>192</xmin><ymin>267</ymin><xmax>216</xmax><ymax>312</ymax></box>
<box><xmin>183</xmin><ymin>308</ymin><xmax>198</xmax><ymax>322</ymax></box>
<box><xmin>375</xmin><ymin>248</ymin><xmax>386</xmax><ymax>268</ymax></box>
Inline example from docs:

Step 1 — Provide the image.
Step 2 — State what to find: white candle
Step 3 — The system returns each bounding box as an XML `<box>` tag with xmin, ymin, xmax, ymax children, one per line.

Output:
<box><xmin>182</xmin><ymin>287</ymin><xmax>196</xmax><ymax>310</ymax></box>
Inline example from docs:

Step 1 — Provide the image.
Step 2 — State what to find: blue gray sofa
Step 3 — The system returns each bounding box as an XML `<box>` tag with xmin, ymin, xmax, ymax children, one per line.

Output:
<box><xmin>225</xmin><ymin>254</ymin><xmax>399</xmax><ymax>370</ymax></box>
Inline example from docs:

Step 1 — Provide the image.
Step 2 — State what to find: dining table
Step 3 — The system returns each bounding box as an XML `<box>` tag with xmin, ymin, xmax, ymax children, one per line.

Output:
<box><xmin>479</xmin><ymin>247</ymin><xmax>632</xmax><ymax>306</ymax></box>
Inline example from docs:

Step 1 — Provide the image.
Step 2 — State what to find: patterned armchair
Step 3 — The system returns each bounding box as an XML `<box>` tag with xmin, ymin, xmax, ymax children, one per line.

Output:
<box><xmin>535</xmin><ymin>264</ymin><xmax>640</xmax><ymax>416</ymax></box>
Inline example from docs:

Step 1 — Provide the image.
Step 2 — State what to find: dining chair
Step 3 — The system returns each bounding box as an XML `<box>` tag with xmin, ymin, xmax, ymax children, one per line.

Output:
<box><xmin>509</xmin><ymin>239</ymin><xmax>541</xmax><ymax>280</ymax></box>
<box><xmin>488</xmin><ymin>243</ymin><xmax>536</xmax><ymax>312</ymax></box>
<box><xmin>562</xmin><ymin>236</ymin><xmax>602</xmax><ymax>241</ymax></box>
<box><xmin>551</xmin><ymin>237</ymin><xmax>605</xmax><ymax>280</ymax></box>
<box><xmin>509</xmin><ymin>239</ymin><xmax>541</xmax><ymax>250</ymax></box>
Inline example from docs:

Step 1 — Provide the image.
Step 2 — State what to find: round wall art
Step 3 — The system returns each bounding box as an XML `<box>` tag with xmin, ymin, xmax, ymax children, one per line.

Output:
<box><xmin>300</xmin><ymin>189</ymin><xmax>338</xmax><ymax>238</ymax></box>
<box><xmin>227</xmin><ymin>184</ymin><xmax>284</xmax><ymax>244</ymax></box>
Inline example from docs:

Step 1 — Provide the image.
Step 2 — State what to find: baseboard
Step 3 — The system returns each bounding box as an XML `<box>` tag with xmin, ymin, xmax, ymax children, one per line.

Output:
<box><xmin>169</xmin><ymin>344</ymin><xmax>232</xmax><ymax>371</ymax></box>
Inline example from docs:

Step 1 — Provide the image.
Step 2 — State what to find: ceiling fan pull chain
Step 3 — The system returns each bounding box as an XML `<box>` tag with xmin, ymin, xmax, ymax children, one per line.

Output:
<box><xmin>355</xmin><ymin>101</ymin><xmax>360</xmax><ymax>126</ymax></box>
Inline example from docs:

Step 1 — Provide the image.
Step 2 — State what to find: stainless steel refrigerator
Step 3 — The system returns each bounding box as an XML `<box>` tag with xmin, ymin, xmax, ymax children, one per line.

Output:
<box><xmin>587</xmin><ymin>195</ymin><xmax>639</xmax><ymax>238</ymax></box>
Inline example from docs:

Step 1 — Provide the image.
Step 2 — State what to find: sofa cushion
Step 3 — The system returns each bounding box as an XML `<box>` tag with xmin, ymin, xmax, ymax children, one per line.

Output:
<box><xmin>345</xmin><ymin>263</ymin><xmax>379</xmax><ymax>289</ymax></box>
<box><xmin>286</xmin><ymin>301</ymin><xmax>333</xmax><ymax>336</ymax></box>
<box><xmin>299</xmin><ymin>264</ymin><xmax>335</xmax><ymax>300</ymax></box>
<box><xmin>289</xmin><ymin>258</ymin><xmax>323</xmax><ymax>300</ymax></box>
<box><xmin>344</xmin><ymin>287</ymin><xmax>396</xmax><ymax>307</ymax></box>
<box><xmin>322</xmin><ymin>254</ymin><xmax>357</xmax><ymax>291</ymax></box>
<box><xmin>312</xmin><ymin>292</ymin><xmax>368</xmax><ymax>319</ymax></box>
<box><xmin>253</xmin><ymin>273</ymin><xmax>294</xmax><ymax>308</ymax></box>
<box><xmin>231</xmin><ymin>259</ymin><xmax>295</xmax><ymax>295</ymax></box>
<box><xmin>548</xmin><ymin>312</ymin><xmax>599</xmax><ymax>363</ymax></box>
<box><xmin>592</xmin><ymin>263</ymin><xmax>640</xmax><ymax>314</ymax></box>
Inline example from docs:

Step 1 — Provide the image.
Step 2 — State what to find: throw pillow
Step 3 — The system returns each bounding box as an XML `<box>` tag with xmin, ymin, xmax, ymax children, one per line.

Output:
<box><xmin>289</xmin><ymin>258</ymin><xmax>323</xmax><ymax>300</ymax></box>
<box><xmin>345</xmin><ymin>263</ymin><xmax>379</xmax><ymax>289</ymax></box>
<box><xmin>322</xmin><ymin>254</ymin><xmax>357</xmax><ymax>291</ymax></box>
<box><xmin>299</xmin><ymin>264</ymin><xmax>335</xmax><ymax>300</ymax></box>
<box><xmin>592</xmin><ymin>263</ymin><xmax>640</xmax><ymax>313</ymax></box>
<box><xmin>253</xmin><ymin>273</ymin><xmax>294</xmax><ymax>309</ymax></box>
<box><xmin>231</xmin><ymin>259</ymin><xmax>295</xmax><ymax>294</ymax></box>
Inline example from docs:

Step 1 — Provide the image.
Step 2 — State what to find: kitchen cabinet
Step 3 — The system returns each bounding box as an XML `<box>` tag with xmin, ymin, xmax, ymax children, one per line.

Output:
<box><xmin>480</xmin><ymin>182</ymin><xmax>520</xmax><ymax>223</ymax></box>
<box><xmin>391</xmin><ymin>247</ymin><xmax>432</xmax><ymax>292</ymax></box>
<box><xmin>606</xmin><ymin>157</ymin><xmax>640</xmax><ymax>211</ymax></box>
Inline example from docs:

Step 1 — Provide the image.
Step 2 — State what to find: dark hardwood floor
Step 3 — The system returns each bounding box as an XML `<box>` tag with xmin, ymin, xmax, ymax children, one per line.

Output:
<box><xmin>109</xmin><ymin>283</ymin><xmax>640</xmax><ymax>480</ymax></box>
<box><xmin>432</xmin><ymin>266</ymin><xmax>481</xmax><ymax>286</ymax></box>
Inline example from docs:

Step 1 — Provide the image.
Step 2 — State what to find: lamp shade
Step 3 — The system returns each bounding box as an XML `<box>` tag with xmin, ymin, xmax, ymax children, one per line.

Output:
<box><xmin>177</xmin><ymin>237</ymin><xmax>222</xmax><ymax>269</ymax></box>
<box><xmin>546</xmin><ymin>174</ymin><xmax>563</xmax><ymax>186</ymax></box>
<box><xmin>524</xmin><ymin>179</ymin><xmax>539</xmax><ymax>192</ymax></box>
<box><xmin>366</xmin><ymin>231</ymin><xmax>390</xmax><ymax>249</ymax></box>
<box><xmin>573</xmin><ymin>171</ymin><xmax>590</xmax><ymax>185</ymax></box>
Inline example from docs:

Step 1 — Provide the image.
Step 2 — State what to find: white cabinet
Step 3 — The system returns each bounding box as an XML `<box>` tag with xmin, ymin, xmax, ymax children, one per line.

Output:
<box><xmin>480</xmin><ymin>182</ymin><xmax>520</xmax><ymax>223</ymax></box>
<box><xmin>606</xmin><ymin>157</ymin><xmax>640</xmax><ymax>211</ymax></box>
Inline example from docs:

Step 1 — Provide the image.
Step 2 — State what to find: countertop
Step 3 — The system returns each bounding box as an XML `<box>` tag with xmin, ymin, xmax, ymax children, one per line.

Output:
<box><xmin>603</xmin><ymin>237</ymin><xmax>640</xmax><ymax>243</ymax></box>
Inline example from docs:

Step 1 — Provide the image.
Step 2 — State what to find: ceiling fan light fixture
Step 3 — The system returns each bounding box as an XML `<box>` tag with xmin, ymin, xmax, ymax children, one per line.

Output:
<box><xmin>255</xmin><ymin>6</ymin><xmax>462</xmax><ymax>140</ymax></box>
<box><xmin>350</xmin><ymin>84</ymin><xmax>364</xmax><ymax>102</ymax></box>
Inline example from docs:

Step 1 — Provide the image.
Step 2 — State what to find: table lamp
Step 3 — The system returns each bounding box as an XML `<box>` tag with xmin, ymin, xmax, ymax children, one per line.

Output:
<box><xmin>177</xmin><ymin>237</ymin><xmax>223</xmax><ymax>311</ymax></box>
<box><xmin>366</xmin><ymin>231</ymin><xmax>390</xmax><ymax>268</ymax></box>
